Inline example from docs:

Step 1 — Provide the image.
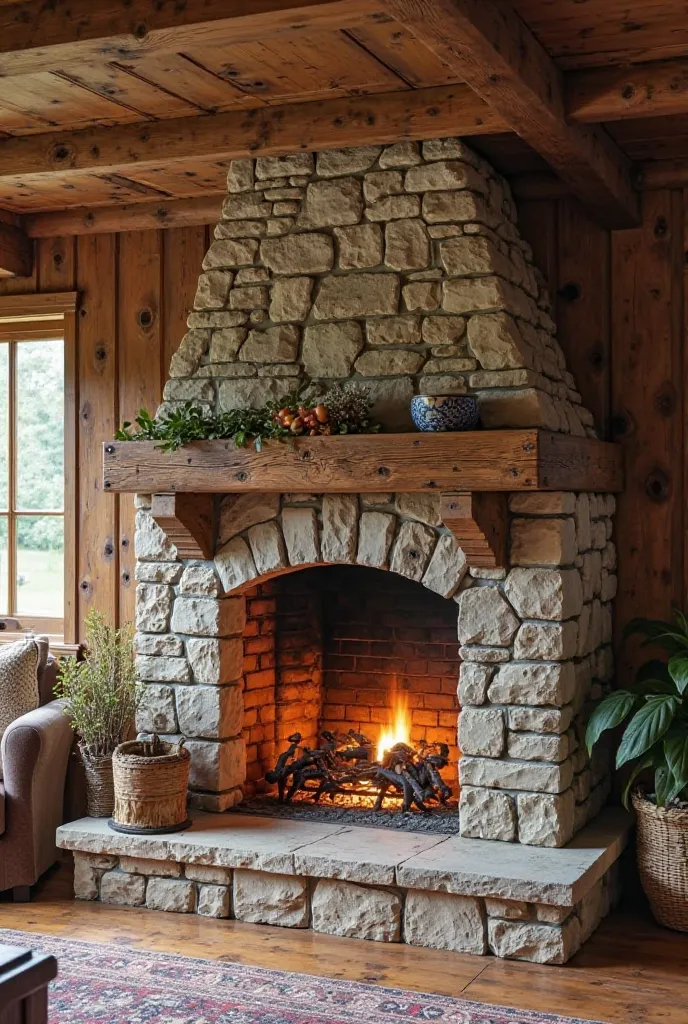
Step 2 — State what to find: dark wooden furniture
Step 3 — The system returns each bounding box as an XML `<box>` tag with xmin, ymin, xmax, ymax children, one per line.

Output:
<box><xmin>0</xmin><ymin>945</ymin><xmax>56</xmax><ymax>1024</ymax></box>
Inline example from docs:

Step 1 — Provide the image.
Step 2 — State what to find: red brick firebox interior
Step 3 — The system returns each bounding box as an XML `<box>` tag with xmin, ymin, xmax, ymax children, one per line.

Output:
<box><xmin>241</xmin><ymin>566</ymin><xmax>461</xmax><ymax>800</ymax></box>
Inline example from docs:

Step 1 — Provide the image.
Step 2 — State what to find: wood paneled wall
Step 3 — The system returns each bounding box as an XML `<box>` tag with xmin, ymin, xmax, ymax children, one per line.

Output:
<box><xmin>0</xmin><ymin>226</ymin><xmax>209</xmax><ymax>642</ymax></box>
<box><xmin>2</xmin><ymin>196</ymin><xmax>686</xmax><ymax>672</ymax></box>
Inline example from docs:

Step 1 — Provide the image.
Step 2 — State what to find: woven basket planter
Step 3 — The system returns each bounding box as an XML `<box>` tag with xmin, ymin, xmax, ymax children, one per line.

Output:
<box><xmin>632</xmin><ymin>789</ymin><xmax>688</xmax><ymax>932</ymax></box>
<box><xmin>112</xmin><ymin>736</ymin><xmax>190</xmax><ymax>833</ymax></box>
<box><xmin>81</xmin><ymin>750</ymin><xmax>115</xmax><ymax>818</ymax></box>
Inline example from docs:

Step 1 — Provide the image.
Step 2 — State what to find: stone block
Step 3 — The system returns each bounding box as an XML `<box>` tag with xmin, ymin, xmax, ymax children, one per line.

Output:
<box><xmin>467</xmin><ymin>312</ymin><xmax>530</xmax><ymax>369</ymax></box>
<box><xmin>233</xmin><ymin>869</ymin><xmax>309</xmax><ymax>927</ymax></box>
<box><xmin>135</xmin><ymin>510</ymin><xmax>178</xmax><ymax>562</ymax></box>
<box><xmin>487</xmin><ymin>917</ymin><xmax>581</xmax><ymax>964</ymax></box>
<box><xmin>169</xmin><ymin>329</ymin><xmax>210</xmax><ymax>377</ymax></box>
<box><xmin>136</xmin><ymin>684</ymin><xmax>177</xmax><ymax>734</ymax></box>
<box><xmin>459</xmin><ymin>708</ymin><xmax>505</xmax><ymax>757</ymax></box>
<box><xmin>226</xmin><ymin>159</ymin><xmax>254</xmax><ymax>192</ymax></box>
<box><xmin>313</xmin><ymin>273</ymin><xmax>399</xmax><ymax>320</ymax></box>
<box><xmin>364</xmin><ymin>170</ymin><xmax>403</xmax><ymax>203</ymax></box>
<box><xmin>459</xmin><ymin>787</ymin><xmax>517</xmax><ymax>841</ymax></box>
<box><xmin>239</xmin><ymin>324</ymin><xmax>300</xmax><ymax>363</ymax></box>
<box><xmin>186</xmin><ymin>738</ymin><xmax>246</xmax><ymax>792</ymax></box>
<box><xmin>177</xmin><ymin>684</ymin><xmax>243</xmax><ymax>740</ymax></box>
<box><xmin>507</xmin><ymin>731</ymin><xmax>569</xmax><ymax>763</ymax></box>
<box><xmin>255</xmin><ymin>154</ymin><xmax>313</xmax><ymax>179</ymax></box>
<box><xmin>261</xmin><ymin>234</ymin><xmax>334</xmax><ymax>275</ymax></box>
<box><xmin>366</xmin><ymin>195</ymin><xmax>420</xmax><ymax>221</ymax></box>
<box><xmin>73</xmin><ymin>854</ymin><xmax>110</xmax><ymax>900</ymax></box>
<box><xmin>321</xmin><ymin>495</ymin><xmax>359</xmax><ymax>563</ymax></box>
<box><xmin>136</xmin><ymin>654</ymin><xmax>190</xmax><ymax>683</ymax></box>
<box><xmin>485</xmin><ymin>899</ymin><xmax>530</xmax><ymax>920</ymax></box>
<box><xmin>380</xmin><ymin>141</ymin><xmax>422</xmax><ymax>168</ymax></box>
<box><xmin>395</xmin><ymin>492</ymin><xmax>441</xmax><ymax>526</ymax></box>
<box><xmin>203</xmin><ymin>238</ymin><xmax>259</xmax><ymax>269</ymax></box>
<box><xmin>404</xmin><ymin>890</ymin><xmax>486</xmax><ymax>954</ymax></box>
<box><xmin>282</xmin><ymin>507</ymin><xmax>320</xmax><ymax>565</ymax></box>
<box><xmin>384</xmin><ymin>218</ymin><xmax>429</xmax><ymax>271</ymax></box>
<box><xmin>184</xmin><ymin>864</ymin><xmax>233</xmax><ymax>885</ymax></box>
<box><xmin>405</xmin><ymin>160</ymin><xmax>484</xmax><ymax>193</ymax></box>
<box><xmin>460</xmin><ymin>756</ymin><xmax>573</xmax><ymax>795</ymax></box>
<box><xmin>517</xmin><ymin>790</ymin><xmax>576</xmax><ymax>847</ymax></box>
<box><xmin>135</xmin><ymin>562</ymin><xmax>183</xmax><ymax>585</ymax></box>
<box><xmin>403</xmin><ymin>281</ymin><xmax>441</xmax><ymax>311</ymax></box>
<box><xmin>270</xmin><ymin>277</ymin><xmax>313</xmax><ymax>323</ymax></box>
<box><xmin>100</xmin><ymin>870</ymin><xmax>146</xmax><ymax>906</ymax></box>
<box><xmin>194</xmin><ymin>270</ymin><xmax>233</xmax><ymax>309</ymax></box>
<box><xmin>219</xmin><ymin>493</ymin><xmax>281</xmax><ymax>543</ymax></box>
<box><xmin>421</xmin><ymin>315</ymin><xmax>466</xmax><ymax>346</ymax></box>
<box><xmin>422</xmin><ymin>534</ymin><xmax>468</xmax><ymax>598</ymax></box>
<box><xmin>487</xmin><ymin>662</ymin><xmax>576</xmax><ymax>707</ymax></box>
<box><xmin>510</xmin><ymin>518</ymin><xmax>578</xmax><ymax>568</ymax></box>
<box><xmin>367</xmin><ymin>316</ymin><xmax>421</xmax><ymax>346</ymax></box>
<box><xmin>186</xmin><ymin>637</ymin><xmax>243</xmax><ymax>685</ymax></box>
<box><xmin>458</xmin><ymin>663</ymin><xmax>494</xmax><ymax>706</ymax></box>
<box><xmin>457</xmin><ymin>587</ymin><xmax>519</xmax><ymax>646</ymax></box>
<box><xmin>478</xmin><ymin>388</ymin><xmax>559</xmax><ymax>431</ymax></box>
<box><xmin>302</xmin><ymin>321</ymin><xmax>363</xmax><ymax>378</ymax></box>
<box><xmin>505</xmin><ymin>568</ymin><xmax>583</xmax><ymax>621</ymax></box>
<box><xmin>119</xmin><ymin>857</ymin><xmax>182</xmax><ymax>878</ymax></box>
<box><xmin>317</xmin><ymin>146</ymin><xmax>381</xmax><ymax>177</ymax></box>
<box><xmin>443</xmin><ymin>276</ymin><xmax>510</xmax><ymax>315</ymax></box>
<box><xmin>136</xmin><ymin>583</ymin><xmax>173</xmax><ymax>634</ymax></box>
<box><xmin>179</xmin><ymin>565</ymin><xmax>221</xmax><ymax>597</ymax></box>
<box><xmin>334</xmin><ymin>224</ymin><xmax>383</xmax><ymax>270</ymax></box>
<box><xmin>389</xmin><ymin>520</ymin><xmax>435</xmax><ymax>581</ymax></box>
<box><xmin>247</xmin><ymin>520</ymin><xmax>288</xmax><ymax>576</ymax></box>
<box><xmin>356</xmin><ymin>349</ymin><xmax>424</xmax><ymax>376</ymax></box>
<box><xmin>297</xmin><ymin>177</ymin><xmax>363</xmax><ymax>228</ymax></box>
<box><xmin>135</xmin><ymin>633</ymin><xmax>183</xmax><ymax>657</ymax></box>
<box><xmin>215</xmin><ymin>536</ymin><xmax>259</xmax><ymax>592</ymax></box>
<box><xmin>508</xmin><ymin>706</ymin><xmax>574</xmax><ymax>734</ymax></box>
<box><xmin>311</xmin><ymin>879</ymin><xmax>402</xmax><ymax>941</ymax></box>
<box><xmin>198</xmin><ymin>884</ymin><xmax>231</xmax><ymax>918</ymax></box>
<box><xmin>146</xmin><ymin>877</ymin><xmax>196</xmax><ymax>913</ymax></box>
<box><xmin>171</xmin><ymin>597</ymin><xmax>246</xmax><ymax>638</ymax></box>
<box><xmin>357</xmin><ymin>511</ymin><xmax>396</xmax><ymax>568</ymax></box>
<box><xmin>514</xmin><ymin>621</ymin><xmax>578</xmax><ymax>661</ymax></box>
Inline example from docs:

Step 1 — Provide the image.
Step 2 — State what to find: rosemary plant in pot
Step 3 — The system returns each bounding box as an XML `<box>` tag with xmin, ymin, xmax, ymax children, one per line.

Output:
<box><xmin>57</xmin><ymin>611</ymin><xmax>139</xmax><ymax>817</ymax></box>
<box><xmin>587</xmin><ymin>611</ymin><xmax>688</xmax><ymax>932</ymax></box>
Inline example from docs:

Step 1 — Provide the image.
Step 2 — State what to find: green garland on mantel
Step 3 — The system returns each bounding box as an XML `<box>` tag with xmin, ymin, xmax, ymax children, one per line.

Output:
<box><xmin>115</xmin><ymin>381</ymin><xmax>380</xmax><ymax>453</ymax></box>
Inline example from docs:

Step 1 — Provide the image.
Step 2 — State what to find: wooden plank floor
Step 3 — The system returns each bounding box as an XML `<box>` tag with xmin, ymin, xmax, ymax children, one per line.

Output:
<box><xmin>1</xmin><ymin>859</ymin><xmax>686</xmax><ymax>1023</ymax></box>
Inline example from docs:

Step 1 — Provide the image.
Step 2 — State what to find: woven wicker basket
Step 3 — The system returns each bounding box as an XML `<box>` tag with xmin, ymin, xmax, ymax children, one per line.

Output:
<box><xmin>632</xmin><ymin>788</ymin><xmax>688</xmax><ymax>932</ymax></box>
<box><xmin>81</xmin><ymin>751</ymin><xmax>115</xmax><ymax>818</ymax></box>
<box><xmin>112</xmin><ymin>736</ymin><xmax>190</xmax><ymax>832</ymax></box>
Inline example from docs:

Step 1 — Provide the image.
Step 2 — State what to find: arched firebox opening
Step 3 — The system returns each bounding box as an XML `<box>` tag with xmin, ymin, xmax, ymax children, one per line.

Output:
<box><xmin>241</xmin><ymin>564</ymin><xmax>461</xmax><ymax>827</ymax></box>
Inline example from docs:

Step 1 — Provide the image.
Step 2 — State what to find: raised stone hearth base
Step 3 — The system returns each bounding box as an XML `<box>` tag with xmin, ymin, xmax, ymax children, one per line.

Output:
<box><xmin>57</xmin><ymin>809</ymin><xmax>630</xmax><ymax>965</ymax></box>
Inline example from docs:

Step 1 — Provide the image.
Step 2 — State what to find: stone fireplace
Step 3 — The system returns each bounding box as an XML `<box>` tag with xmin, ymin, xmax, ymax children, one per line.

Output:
<box><xmin>58</xmin><ymin>136</ymin><xmax>629</xmax><ymax>963</ymax></box>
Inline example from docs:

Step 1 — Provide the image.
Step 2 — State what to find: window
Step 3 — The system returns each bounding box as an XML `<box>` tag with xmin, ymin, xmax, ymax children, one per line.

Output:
<box><xmin>0</xmin><ymin>332</ymin><xmax>65</xmax><ymax>635</ymax></box>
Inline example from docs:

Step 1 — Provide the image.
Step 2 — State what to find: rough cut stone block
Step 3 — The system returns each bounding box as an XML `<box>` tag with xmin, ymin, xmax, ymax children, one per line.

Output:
<box><xmin>282</xmin><ymin>507</ymin><xmax>320</xmax><ymax>565</ymax></box>
<box><xmin>208</xmin><ymin>327</ymin><xmax>247</xmax><ymax>362</ymax></box>
<box><xmin>485</xmin><ymin>898</ymin><xmax>530</xmax><ymax>920</ymax></box>
<box><xmin>120</xmin><ymin>857</ymin><xmax>182</xmax><ymax>877</ymax></box>
<box><xmin>459</xmin><ymin>645</ymin><xmax>510</xmax><ymax>663</ymax></box>
<box><xmin>505</xmin><ymin>568</ymin><xmax>584</xmax><ymax>621</ymax></box>
<box><xmin>421</xmin><ymin>315</ymin><xmax>466</xmax><ymax>346</ymax></box>
<box><xmin>422</xmin><ymin>534</ymin><xmax>467</xmax><ymax>598</ymax></box>
<box><xmin>389</xmin><ymin>520</ymin><xmax>435</xmax><ymax>581</ymax></box>
<box><xmin>297</xmin><ymin>177</ymin><xmax>363</xmax><ymax>229</ymax></box>
<box><xmin>312</xmin><ymin>879</ymin><xmax>402</xmax><ymax>942</ymax></box>
<box><xmin>226</xmin><ymin>159</ymin><xmax>254</xmax><ymax>192</ymax></box>
<box><xmin>507</xmin><ymin>731</ymin><xmax>569</xmax><ymax>764</ymax></box>
<box><xmin>179</xmin><ymin>564</ymin><xmax>221</xmax><ymax>597</ymax></box>
<box><xmin>135</xmin><ymin>584</ymin><xmax>173</xmax><ymax>633</ymax></box>
<box><xmin>239</xmin><ymin>324</ymin><xmax>300</xmax><ymax>363</ymax></box>
<box><xmin>317</xmin><ymin>146</ymin><xmax>381</xmax><ymax>177</ymax></box>
<box><xmin>247</xmin><ymin>520</ymin><xmax>288</xmax><ymax>576</ymax></box>
<box><xmin>313</xmin><ymin>273</ymin><xmax>399</xmax><ymax>320</ymax></box>
<box><xmin>177</xmin><ymin>684</ymin><xmax>243</xmax><ymax>740</ymax></box>
<box><xmin>269</xmin><ymin>277</ymin><xmax>312</xmax><ymax>323</ymax></box>
<box><xmin>186</xmin><ymin>637</ymin><xmax>242</xmax><ymax>685</ymax></box>
<box><xmin>135</xmin><ymin>562</ymin><xmax>183</xmax><ymax>585</ymax></box>
<box><xmin>198</xmin><ymin>884</ymin><xmax>231</xmax><ymax>918</ymax></box>
<box><xmin>459</xmin><ymin>708</ymin><xmax>505</xmax><ymax>757</ymax></box>
<box><xmin>514</xmin><ymin>621</ymin><xmax>578</xmax><ymax>662</ymax></box>
<box><xmin>171</xmin><ymin>597</ymin><xmax>246</xmax><ymax>639</ymax></box>
<box><xmin>443</xmin><ymin>276</ymin><xmax>511</xmax><ymax>316</ymax></box>
<box><xmin>100</xmin><ymin>870</ymin><xmax>146</xmax><ymax>906</ymax></box>
<box><xmin>395</xmin><ymin>492</ymin><xmax>441</xmax><ymax>526</ymax></box>
<box><xmin>510</xmin><ymin>518</ymin><xmax>577</xmax><ymax>568</ymax></box>
<box><xmin>487</xmin><ymin>917</ymin><xmax>581</xmax><ymax>964</ymax></box>
<box><xmin>364</xmin><ymin>170</ymin><xmax>403</xmax><ymax>203</ymax></box>
<box><xmin>256</xmin><ymin>154</ymin><xmax>313</xmax><ymax>179</ymax></box>
<box><xmin>366</xmin><ymin>195</ymin><xmax>420</xmax><ymax>221</ymax></box>
<box><xmin>194</xmin><ymin>270</ymin><xmax>233</xmax><ymax>309</ymax></box>
<box><xmin>403</xmin><ymin>281</ymin><xmax>441</xmax><ymax>312</ymax></box>
<box><xmin>356</xmin><ymin>349</ymin><xmax>424</xmax><ymax>376</ymax></box>
<box><xmin>488</xmin><ymin>662</ymin><xmax>576</xmax><ymax>707</ymax></box>
<box><xmin>136</xmin><ymin>684</ymin><xmax>177</xmax><ymax>734</ymax></box>
<box><xmin>74</xmin><ymin>854</ymin><xmax>108</xmax><ymax>900</ymax></box>
<box><xmin>405</xmin><ymin>160</ymin><xmax>484</xmax><ymax>193</ymax></box>
<box><xmin>135</xmin><ymin>510</ymin><xmax>178</xmax><ymax>562</ymax></box>
<box><xmin>321</xmin><ymin>495</ymin><xmax>359</xmax><ymax>563</ymax></box>
<box><xmin>219</xmin><ymin>378</ymin><xmax>294</xmax><ymax>413</ymax></box>
<box><xmin>367</xmin><ymin>316</ymin><xmax>421</xmax><ymax>347</ymax></box>
<box><xmin>380</xmin><ymin>141</ymin><xmax>422</xmax><ymax>168</ymax></box>
<box><xmin>384</xmin><ymin>218</ymin><xmax>429</xmax><ymax>271</ymax></box>
<box><xmin>219</xmin><ymin>493</ymin><xmax>280</xmax><ymax>543</ymax></box>
<box><xmin>215</xmin><ymin>537</ymin><xmax>259</xmax><ymax>592</ymax></box>
<box><xmin>146</xmin><ymin>877</ymin><xmax>196</xmax><ymax>913</ymax></box>
<box><xmin>357</xmin><ymin>511</ymin><xmax>396</xmax><ymax>568</ymax></box>
<box><xmin>184</xmin><ymin>864</ymin><xmax>233</xmax><ymax>884</ymax></box>
<box><xmin>203</xmin><ymin>238</ymin><xmax>259</xmax><ymax>269</ymax></box>
<box><xmin>457</xmin><ymin>587</ymin><xmax>519</xmax><ymax>646</ymax></box>
<box><xmin>459</xmin><ymin>663</ymin><xmax>494</xmax><ymax>706</ymax></box>
<box><xmin>517</xmin><ymin>790</ymin><xmax>576</xmax><ymax>847</ymax></box>
<box><xmin>459</xmin><ymin>786</ymin><xmax>517</xmax><ymax>842</ymax></box>
<box><xmin>261</xmin><ymin>234</ymin><xmax>334</xmax><ymax>275</ymax></box>
<box><xmin>136</xmin><ymin>654</ymin><xmax>190</xmax><ymax>683</ymax></box>
<box><xmin>467</xmin><ymin>312</ymin><xmax>531</xmax><ymax>370</ymax></box>
<box><xmin>460</xmin><ymin>755</ymin><xmax>573</xmax><ymax>795</ymax></box>
<box><xmin>478</xmin><ymin>388</ymin><xmax>559</xmax><ymax>431</ymax></box>
<box><xmin>233</xmin><ymin>870</ymin><xmax>309</xmax><ymax>927</ymax></box>
<box><xmin>302</xmin><ymin>321</ymin><xmax>363</xmax><ymax>378</ymax></box>
<box><xmin>334</xmin><ymin>224</ymin><xmax>383</xmax><ymax>270</ymax></box>
<box><xmin>404</xmin><ymin>890</ymin><xmax>486</xmax><ymax>954</ymax></box>
<box><xmin>508</xmin><ymin>705</ymin><xmax>574</xmax><ymax>734</ymax></box>
<box><xmin>186</xmin><ymin>738</ymin><xmax>245</xmax><ymax>792</ymax></box>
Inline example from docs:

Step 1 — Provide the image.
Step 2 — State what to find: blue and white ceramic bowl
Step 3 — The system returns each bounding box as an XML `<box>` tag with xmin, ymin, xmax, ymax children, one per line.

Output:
<box><xmin>410</xmin><ymin>395</ymin><xmax>480</xmax><ymax>432</ymax></box>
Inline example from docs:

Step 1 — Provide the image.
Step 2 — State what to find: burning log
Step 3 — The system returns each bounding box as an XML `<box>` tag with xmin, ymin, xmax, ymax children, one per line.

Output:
<box><xmin>265</xmin><ymin>730</ymin><xmax>453</xmax><ymax>813</ymax></box>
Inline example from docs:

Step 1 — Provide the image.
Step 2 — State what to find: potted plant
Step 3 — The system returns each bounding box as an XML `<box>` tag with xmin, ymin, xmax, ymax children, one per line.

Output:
<box><xmin>587</xmin><ymin>610</ymin><xmax>688</xmax><ymax>932</ymax></box>
<box><xmin>57</xmin><ymin>610</ymin><xmax>139</xmax><ymax>817</ymax></box>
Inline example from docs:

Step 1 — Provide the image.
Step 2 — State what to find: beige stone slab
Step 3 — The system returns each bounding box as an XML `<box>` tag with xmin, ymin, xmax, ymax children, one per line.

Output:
<box><xmin>293</xmin><ymin>826</ymin><xmax>447</xmax><ymax>885</ymax></box>
<box><xmin>57</xmin><ymin>814</ymin><xmax>347</xmax><ymax>876</ymax></box>
<box><xmin>396</xmin><ymin>809</ymin><xmax>632</xmax><ymax>906</ymax></box>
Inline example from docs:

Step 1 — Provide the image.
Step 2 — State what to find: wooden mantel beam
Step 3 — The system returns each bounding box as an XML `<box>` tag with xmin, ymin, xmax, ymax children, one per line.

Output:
<box><xmin>0</xmin><ymin>218</ymin><xmax>32</xmax><ymax>278</ymax></box>
<box><xmin>0</xmin><ymin>85</ymin><xmax>506</xmax><ymax>182</ymax></box>
<box><xmin>0</xmin><ymin>0</ymin><xmax>377</xmax><ymax>78</ymax></box>
<box><xmin>382</xmin><ymin>0</ymin><xmax>640</xmax><ymax>230</ymax></box>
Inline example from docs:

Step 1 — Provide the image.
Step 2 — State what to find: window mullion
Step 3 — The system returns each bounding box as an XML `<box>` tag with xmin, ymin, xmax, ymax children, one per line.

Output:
<box><xmin>7</xmin><ymin>339</ymin><xmax>16</xmax><ymax>615</ymax></box>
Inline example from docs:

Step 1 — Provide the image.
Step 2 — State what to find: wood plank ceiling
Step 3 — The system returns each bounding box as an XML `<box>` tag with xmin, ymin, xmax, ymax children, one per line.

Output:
<box><xmin>2</xmin><ymin>0</ymin><xmax>688</xmax><ymax>244</ymax></box>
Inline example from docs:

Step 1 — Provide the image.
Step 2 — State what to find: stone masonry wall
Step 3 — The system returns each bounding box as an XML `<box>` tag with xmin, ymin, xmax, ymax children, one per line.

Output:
<box><xmin>134</xmin><ymin>137</ymin><xmax>616</xmax><ymax>845</ymax></box>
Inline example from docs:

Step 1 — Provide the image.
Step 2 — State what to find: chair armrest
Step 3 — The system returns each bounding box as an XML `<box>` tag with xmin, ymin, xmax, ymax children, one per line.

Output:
<box><xmin>0</xmin><ymin>699</ymin><xmax>74</xmax><ymax>890</ymax></box>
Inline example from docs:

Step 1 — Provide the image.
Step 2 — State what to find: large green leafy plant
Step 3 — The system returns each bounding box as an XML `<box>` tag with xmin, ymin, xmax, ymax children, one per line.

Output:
<box><xmin>587</xmin><ymin>611</ymin><xmax>688</xmax><ymax>807</ymax></box>
<box><xmin>56</xmin><ymin>610</ymin><xmax>139</xmax><ymax>761</ymax></box>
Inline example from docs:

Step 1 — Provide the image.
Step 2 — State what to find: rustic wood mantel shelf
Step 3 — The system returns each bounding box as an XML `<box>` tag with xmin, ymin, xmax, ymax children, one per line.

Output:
<box><xmin>103</xmin><ymin>430</ymin><xmax>623</xmax><ymax>568</ymax></box>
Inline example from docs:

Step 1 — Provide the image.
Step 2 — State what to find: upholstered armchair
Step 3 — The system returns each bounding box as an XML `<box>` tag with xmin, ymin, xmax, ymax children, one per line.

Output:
<box><xmin>0</xmin><ymin>648</ymin><xmax>74</xmax><ymax>902</ymax></box>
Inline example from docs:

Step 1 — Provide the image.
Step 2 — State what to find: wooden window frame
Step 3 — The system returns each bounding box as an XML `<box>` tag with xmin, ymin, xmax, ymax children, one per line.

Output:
<box><xmin>0</xmin><ymin>292</ymin><xmax>78</xmax><ymax>644</ymax></box>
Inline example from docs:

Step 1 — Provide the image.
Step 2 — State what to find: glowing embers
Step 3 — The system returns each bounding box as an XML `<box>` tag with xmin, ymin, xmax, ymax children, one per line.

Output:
<box><xmin>265</xmin><ymin>726</ymin><xmax>453</xmax><ymax>813</ymax></box>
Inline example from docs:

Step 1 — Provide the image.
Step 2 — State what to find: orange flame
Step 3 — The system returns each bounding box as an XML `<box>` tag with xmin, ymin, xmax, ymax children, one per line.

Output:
<box><xmin>376</xmin><ymin>686</ymin><xmax>411</xmax><ymax>761</ymax></box>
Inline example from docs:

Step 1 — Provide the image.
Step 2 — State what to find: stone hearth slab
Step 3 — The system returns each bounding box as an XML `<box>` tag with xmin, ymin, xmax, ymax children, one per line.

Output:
<box><xmin>57</xmin><ymin>808</ymin><xmax>631</xmax><ymax>907</ymax></box>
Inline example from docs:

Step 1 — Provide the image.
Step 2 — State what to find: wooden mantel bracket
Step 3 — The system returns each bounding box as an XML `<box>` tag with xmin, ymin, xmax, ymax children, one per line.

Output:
<box><xmin>441</xmin><ymin>492</ymin><xmax>507</xmax><ymax>569</ymax></box>
<box><xmin>151</xmin><ymin>493</ymin><xmax>215</xmax><ymax>560</ymax></box>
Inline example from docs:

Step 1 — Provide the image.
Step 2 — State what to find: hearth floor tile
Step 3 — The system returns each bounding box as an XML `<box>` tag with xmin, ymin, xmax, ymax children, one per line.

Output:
<box><xmin>292</xmin><ymin>826</ymin><xmax>447</xmax><ymax>884</ymax></box>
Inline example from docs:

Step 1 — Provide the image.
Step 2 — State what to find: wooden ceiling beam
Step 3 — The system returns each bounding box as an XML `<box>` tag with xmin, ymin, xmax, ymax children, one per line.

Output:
<box><xmin>0</xmin><ymin>0</ymin><xmax>378</xmax><ymax>78</ymax></box>
<box><xmin>0</xmin><ymin>85</ymin><xmax>507</xmax><ymax>182</ymax></box>
<box><xmin>383</xmin><ymin>0</ymin><xmax>640</xmax><ymax>230</ymax></box>
<box><xmin>23</xmin><ymin>195</ymin><xmax>225</xmax><ymax>238</ymax></box>
<box><xmin>0</xmin><ymin>218</ymin><xmax>32</xmax><ymax>277</ymax></box>
<box><xmin>566</xmin><ymin>60</ymin><xmax>688</xmax><ymax>125</ymax></box>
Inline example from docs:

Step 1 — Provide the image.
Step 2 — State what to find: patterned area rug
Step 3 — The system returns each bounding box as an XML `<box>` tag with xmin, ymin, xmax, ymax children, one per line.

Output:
<box><xmin>0</xmin><ymin>929</ymin><xmax>605</xmax><ymax>1024</ymax></box>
